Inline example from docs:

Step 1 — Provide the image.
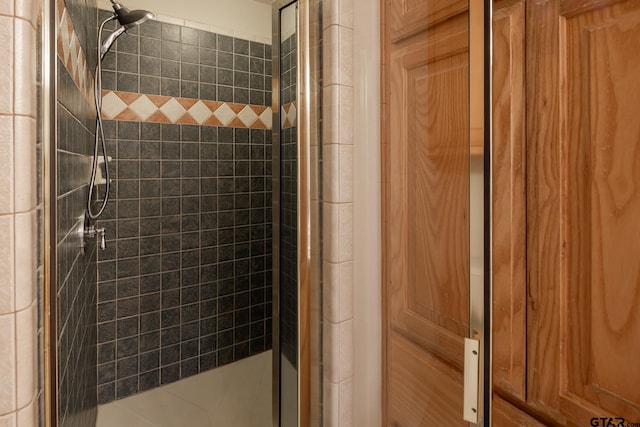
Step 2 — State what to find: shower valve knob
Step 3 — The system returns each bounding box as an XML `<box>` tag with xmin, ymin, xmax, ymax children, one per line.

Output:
<box><xmin>83</xmin><ymin>224</ymin><xmax>107</xmax><ymax>251</ymax></box>
<box><xmin>97</xmin><ymin>228</ymin><xmax>107</xmax><ymax>250</ymax></box>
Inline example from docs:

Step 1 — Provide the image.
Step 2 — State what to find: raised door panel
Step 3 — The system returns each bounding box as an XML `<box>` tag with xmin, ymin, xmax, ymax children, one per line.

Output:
<box><xmin>527</xmin><ymin>0</ymin><xmax>640</xmax><ymax>423</ymax></box>
<box><xmin>492</xmin><ymin>0</ymin><xmax>527</xmax><ymax>401</ymax></box>
<box><xmin>560</xmin><ymin>0</ymin><xmax>640</xmax><ymax>422</ymax></box>
<box><xmin>389</xmin><ymin>336</ymin><xmax>464</xmax><ymax>426</ymax></box>
<box><xmin>493</xmin><ymin>396</ymin><xmax>547</xmax><ymax>427</ymax></box>
<box><xmin>387</xmin><ymin>9</ymin><xmax>469</xmax><ymax>426</ymax></box>
<box><xmin>389</xmin><ymin>13</ymin><xmax>469</xmax><ymax>370</ymax></box>
<box><xmin>390</xmin><ymin>0</ymin><xmax>467</xmax><ymax>43</ymax></box>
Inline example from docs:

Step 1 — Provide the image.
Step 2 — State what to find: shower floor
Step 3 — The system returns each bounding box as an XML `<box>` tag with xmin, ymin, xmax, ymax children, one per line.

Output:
<box><xmin>96</xmin><ymin>351</ymin><xmax>272</xmax><ymax>427</ymax></box>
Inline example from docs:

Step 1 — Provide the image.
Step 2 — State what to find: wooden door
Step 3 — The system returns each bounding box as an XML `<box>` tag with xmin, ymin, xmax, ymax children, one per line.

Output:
<box><xmin>492</xmin><ymin>0</ymin><xmax>640</xmax><ymax>424</ymax></box>
<box><xmin>528</xmin><ymin>0</ymin><xmax>640</xmax><ymax>423</ymax></box>
<box><xmin>382</xmin><ymin>0</ymin><xmax>471</xmax><ymax>425</ymax></box>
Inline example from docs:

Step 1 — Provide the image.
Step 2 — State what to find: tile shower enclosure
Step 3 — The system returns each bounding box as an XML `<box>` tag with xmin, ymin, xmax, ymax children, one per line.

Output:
<box><xmin>95</xmin><ymin>12</ymin><xmax>273</xmax><ymax>403</ymax></box>
<box><xmin>57</xmin><ymin>0</ymin><xmax>99</xmax><ymax>425</ymax></box>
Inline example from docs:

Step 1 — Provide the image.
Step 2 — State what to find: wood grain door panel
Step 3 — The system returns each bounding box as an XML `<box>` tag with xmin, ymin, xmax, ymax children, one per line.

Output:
<box><xmin>389</xmin><ymin>336</ymin><xmax>465</xmax><ymax>427</ymax></box>
<box><xmin>524</xmin><ymin>0</ymin><xmax>640</xmax><ymax>423</ymax></box>
<box><xmin>493</xmin><ymin>396</ymin><xmax>547</xmax><ymax>427</ymax></box>
<box><xmin>389</xmin><ymin>15</ymin><xmax>469</xmax><ymax>367</ymax></box>
<box><xmin>390</xmin><ymin>0</ymin><xmax>467</xmax><ymax>43</ymax></box>
<box><xmin>492</xmin><ymin>0</ymin><xmax>527</xmax><ymax>401</ymax></box>
<box><xmin>384</xmin><ymin>1</ymin><xmax>471</xmax><ymax>425</ymax></box>
<box><xmin>561</xmin><ymin>0</ymin><xmax>640</xmax><ymax>421</ymax></box>
<box><xmin>389</xmin><ymin>22</ymin><xmax>470</xmax><ymax>373</ymax></box>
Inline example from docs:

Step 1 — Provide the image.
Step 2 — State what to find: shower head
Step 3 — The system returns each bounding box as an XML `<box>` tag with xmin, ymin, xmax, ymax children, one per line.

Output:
<box><xmin>100</xmin><ymin>1</ymin><xmax>155</xmax><ymax>59</ymax></box>
<box><xmin>111</xmin><ymin>1</ymin><xmax>155</xmax><ymax>30</ymax></box>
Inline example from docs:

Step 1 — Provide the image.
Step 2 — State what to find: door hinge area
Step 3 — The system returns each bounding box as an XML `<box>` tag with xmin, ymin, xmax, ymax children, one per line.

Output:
<box><xmin>463</xmin><ymin>338</ymin><xmax>480</xmax><ymax>424</ymax></box>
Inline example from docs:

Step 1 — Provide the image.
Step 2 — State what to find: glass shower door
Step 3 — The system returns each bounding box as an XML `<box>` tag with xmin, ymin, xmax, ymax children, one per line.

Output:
<box><xmin>272</xmin><ymin>0</ymin><xmax>322</xmax><ymax>426</ymax></box>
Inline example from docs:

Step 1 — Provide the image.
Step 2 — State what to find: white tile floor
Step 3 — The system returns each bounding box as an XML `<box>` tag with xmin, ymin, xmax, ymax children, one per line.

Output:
<box><xmin>96</xmin><ymin>351</ymin><xmax>272</xmax><ymax>427</ymax></box>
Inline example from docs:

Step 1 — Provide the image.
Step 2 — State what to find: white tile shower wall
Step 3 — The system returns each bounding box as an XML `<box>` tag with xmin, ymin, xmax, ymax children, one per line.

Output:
<box><xmin>321</xmin><ymin>0</ymin><xmax>355</xmax><ymax>425</ymax></box>
<box><xmin>0</xmin><ymin>0</ymin><xmax>41</xmax><ymax>425</ymax></box>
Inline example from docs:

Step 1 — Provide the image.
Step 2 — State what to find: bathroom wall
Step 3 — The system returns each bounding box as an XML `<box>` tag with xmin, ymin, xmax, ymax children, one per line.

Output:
<box><xmin>97</xmin><ymin>0</ymin><xmax>271</xmax><ymax>44</ymax></box>
<box><xmin>94</xmin><ymin>12</ymin><xmax>273</xmax><ymax>403</ymax></box>
<box><xmin>0</xmin><ymin>0</ymin><xmax>42</xmax><ymax>425</ymax></box>
<box><xmin>55</xmin><ymin>0</ymin><xmax>100</xmax><ymax>426</ymax></box>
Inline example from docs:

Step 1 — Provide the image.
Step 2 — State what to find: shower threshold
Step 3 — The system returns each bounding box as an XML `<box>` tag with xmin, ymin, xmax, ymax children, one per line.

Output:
<box><xmin>96</xmin><ymin>351</ymin><xmax>272</xmax><ymax>427</ymax></box>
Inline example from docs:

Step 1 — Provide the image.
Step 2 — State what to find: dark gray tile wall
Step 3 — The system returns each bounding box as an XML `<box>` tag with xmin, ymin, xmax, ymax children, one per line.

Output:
<box><xmin>95</xmin><ymin>14</ymin><xmax>273</xmax><ymax>404</ymax></box>
<box><xmin>279</xmin><ymin>34</ymin><xmax>297</xmax><ymax>367</ymax></box>
<box><xmin>98</xmin><ymin>9</ymin><xmax>272</xmax><ymax>107</ymax></box>
<box><xmin>56</xmin><ymin>2</ymin><xmax>98</xmax><ymax>427</ymax></box>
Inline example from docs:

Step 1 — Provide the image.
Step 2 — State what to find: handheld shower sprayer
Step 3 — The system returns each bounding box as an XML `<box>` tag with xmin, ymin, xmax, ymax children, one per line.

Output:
<box><xmin>87</xmin><ymin>2</ymin><xmax>155</xmax><ymax>222</ymax></box>
<box><xmin>100</xmin><ymin>1</ymin><xmax>156</xmax><ymax>59</ymax></box>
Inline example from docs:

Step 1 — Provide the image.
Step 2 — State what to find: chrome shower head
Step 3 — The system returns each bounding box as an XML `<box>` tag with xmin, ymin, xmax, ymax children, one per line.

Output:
<box><xmin>100</xmin><ymin>1</ymin><xmax>155</xmax><ymax>59</ymax></box>
<box><xmin>111</xmin><ymin>0</ymin><xmax>155</xmax><ymax>30</ymax></box>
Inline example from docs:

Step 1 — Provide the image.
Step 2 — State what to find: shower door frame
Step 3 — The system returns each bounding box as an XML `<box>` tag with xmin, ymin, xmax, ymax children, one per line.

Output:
<box><xmin>272</xmin><ymin>0</ymin><xmax>323</xmax><ymax>425</ymax></box>
<box><xmin>42</xmin><ymin>0</ymin><xmax>58</xmax><ymax>425</ymax></box>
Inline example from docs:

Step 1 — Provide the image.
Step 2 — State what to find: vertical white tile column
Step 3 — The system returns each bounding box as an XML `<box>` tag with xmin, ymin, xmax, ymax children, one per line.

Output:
<box><xmin>322</xmin><ymin>0</ymin><xmax>355</xmax><ymax>425</ymax></box>
<box><xmin>0</xmin><ymin>0</ymin><xmax>41</xmax><ymax>425</ymax></box>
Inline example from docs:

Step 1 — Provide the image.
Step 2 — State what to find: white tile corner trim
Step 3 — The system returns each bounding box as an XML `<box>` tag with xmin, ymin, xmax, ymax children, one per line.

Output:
<box><xmin>0</xmin><ymin>0</ymin><xmax>41</xmax><ymax>425</ymax></box>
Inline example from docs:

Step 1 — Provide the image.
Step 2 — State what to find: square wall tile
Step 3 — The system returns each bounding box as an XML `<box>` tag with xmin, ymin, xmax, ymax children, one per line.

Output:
<box><xmin>322</xmin><ymin>320</ymin><xmax>338</xmax><ymax>383</ymax></box>
<box><xmin>14</xmin><ymin>210</ymin><xmax>35</xmax><ymax>312</ymax></box>
<box><xmin>337</xmin><ymin>26</ymin><xmax>354</xmax><ymax>87</ymax></box>
<box><xmin>338</xmin><ymin>85</ymin><xmax>354</xmax><ymax>145</ymax></box>
<box><xmin>339</xmin><ymin>320</ymin><xmax>354</xmax><ymax>381</ymax></box>
<box><xmin>322</xmin><ymin>261</ymin><xmax>340</xmax><ymax>323</ymax></box>
<box><xmin>338</xmin><ymin>145</ymin><xmax>353</xmax><ymax>201</ymax></box>
<box><xmin>16</xmin><ymin>303</ymin><xmax>36</xmax><ymax>409</ymax></box>
<box><xmin>323</xmin><ymin>25</ymin><xmax>354</xmax><ymax>88</ymax></box>
<box><xmin>322</xmin><ymin>202</ymin><xmax>353</xmax><ymax>263</ymax></box>
<box><xmin>0</xmin><ymin>16</ymin><xmax>13</xmax><ymax>115</ymax></box>
<box><xmin>0</xmin><ymin>312</ymin><xmax>17</xmax><ymax>415</ymax></box>
<box><xmin>14</xmin><ymin>18</ymin><xmax>36</xmax><ymax>117</ymax></box>
<box><xmin>322</xmin><ymin>0</ymin><xmax>355</xmax><ymax>30</ymax></box>
<box><xmin>322</xmin><ymin>85</ymin><xmax>355</xmax><ymax>146</ymax></box>
<box><xmin>339</xmin><ymin>377</ymin><xmax>354</xmax><ymax>427</ymax></box>
<box><xmin>15</xmin><ymin>0</ymin><xmax>39</xmax><ymax>28</ymax></box>
<box><xmin>0</xmin><ymin>0</ymin><xmax>14</xmax><ymax>16</ymax></box>
<box><xmin>322</xmin><ymin>85</ymin><xmax>339</xmax><ymax>144</ymax></box>
<box><xmin>0</xmin><ymin>412</ymin><xmax>16</xmax><ymax>427</ymax></box>
<box><xmin>323</xmin><ymin>379</ymin><xmax>339</xmax><ymax>427</ymax></box>
<box><xmin>323</xmin><ymin>144</ymin><xmax>353</xmax><ymax>204</ymax></box>
<box><xmin>0</xmin><ymin>116</ymin><xmax>14</xmax><ymax>214</ymax></box>
<box><xmin>16</xmin><ymin>394</ymin><xmax>36</xmax><ymax>427</ymax></box>
<box><xmin>0</xmin><ymin>214</ymin><xmax>15</xmax><ymax>314</ymax></box>
<box><xmin>322</xmin><ymin>144</ymin><xmax>339</xmax><ymax>203</ymax></box>
<box><xmin>13</xmin><ymin>116</ymin><xmax>37</xmax><ymax>212</ymax></box>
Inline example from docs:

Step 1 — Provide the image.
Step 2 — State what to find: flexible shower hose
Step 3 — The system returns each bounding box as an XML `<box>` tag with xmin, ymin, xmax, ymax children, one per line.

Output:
<box><xmin>87</xmin><ymin>15</ymin><xmax>116</xmax><ymax>220</ymax></box>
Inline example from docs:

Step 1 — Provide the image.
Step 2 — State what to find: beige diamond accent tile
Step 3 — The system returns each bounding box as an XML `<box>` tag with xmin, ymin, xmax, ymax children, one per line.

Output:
<box><xmin>68</xmin><ymin>34</ymin><xmax>78</xmax><ymax>77</ymax></box>
<box><xmin>213</xmin><ymin>103</ymin><xmax>236</xmax><ymax>126</ymax></box>
<box><xmin>281</xmin><ymin>106</ymin><xmax>288</xmax><ymax>127</ymax></box>
<box><xmin>58</xmin><ymin>12</ymin><xmax>71</xmax><ymax>64</ymax></box>
<box><xmin>160</xmin><ymin>98</ymin><xmax>187</xmax><ymax>123</ymax></box>
<box><xmin>259</xmin><ymin>108</ymin><xmax>272</xmax><ymax>129</ymax></box>
<box><xmin>237</xmin><ymin>105</ymin><xmax>259</xmax><ymax>127</ymax></box>
<box><xmin>287</xmin><ymin>103</ymin><xmax>297</xmax><ymax>126</ymax></box>
<box><xmin>129</xmin><ymin>95</ymin><xmax>158</xmax><ymax>121</ymax></box>
<box><xmin>101</xmin><ymin>91</ymin><xmax>127</xmax><ymax>119</ymax></box>
<box><xmin>188</xmin><ymin>101</ymin><xmax>213</xmax><ymax>125</ymax></box>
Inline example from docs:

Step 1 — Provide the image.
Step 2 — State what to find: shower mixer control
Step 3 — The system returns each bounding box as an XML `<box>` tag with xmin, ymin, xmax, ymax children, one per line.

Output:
<box><xmin>85</xmin><ymin>225</ymin><xmax>107</xmax><ymax>251</ymax></box>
